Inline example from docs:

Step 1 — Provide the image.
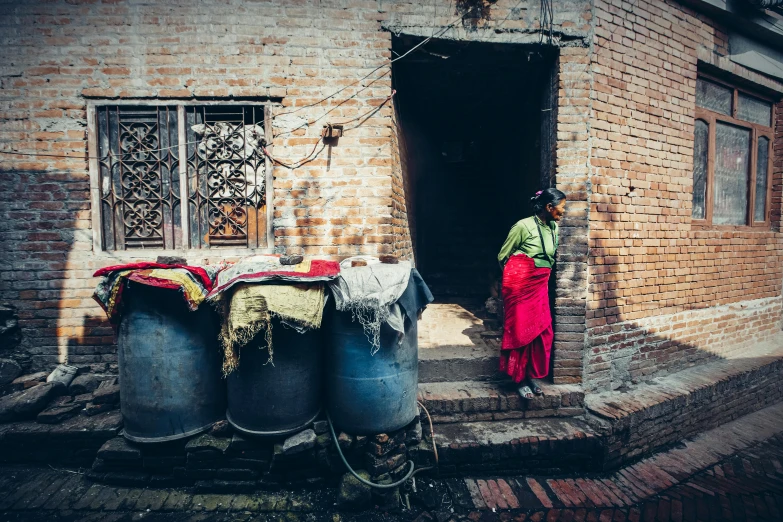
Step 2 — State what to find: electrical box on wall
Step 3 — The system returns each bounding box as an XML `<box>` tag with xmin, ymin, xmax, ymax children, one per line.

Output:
<box><xmin>321</xmin><ymin>123</ymin><xmax>344</xmax><ymax>139</ymax></box>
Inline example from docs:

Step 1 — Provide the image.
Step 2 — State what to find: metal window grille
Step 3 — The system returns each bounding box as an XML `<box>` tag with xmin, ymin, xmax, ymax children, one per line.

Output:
<box><xmin>94</xmin><ymin>104</ymin><xmax>271</xmax><ymax>251</ymax></box>
<box><xmin>97</xmin><ymin>106</ymin><xmax>181</xmax><ymax>250</ymax></box>
<box><xmin>185</xmin><ymin>106</ymin><xmax>268</xmax><ymax>249</ymax></box>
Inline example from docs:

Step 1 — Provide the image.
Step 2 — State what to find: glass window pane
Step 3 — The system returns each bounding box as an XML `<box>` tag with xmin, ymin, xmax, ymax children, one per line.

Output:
<box><xmin>692</xmin><ymin>120</ymin><xmax>708</xmax><ymax>220</ymax></box>
<box><xmin>696</xmin><ymin>78</ymin><xmax>732</xmax><ymax>116</ymax></box>
<box><xmin>754</xmin><ymin>136</ymin><xmax>770</xmax><ymax>222</ymax></box>
<box><xmin>713</xmin><ymin>122</ymin><xmax>750</xmax><ymax>225</ymax></box>
<box><xmin>737</xmin><ymin>93</ymin><xmax>772</xmax><ymax>126</ymax></box>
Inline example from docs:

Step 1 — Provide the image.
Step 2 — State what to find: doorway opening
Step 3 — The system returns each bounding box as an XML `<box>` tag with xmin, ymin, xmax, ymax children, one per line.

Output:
<box><xmin>393</xmin><ymin>36</ymin><xmax>555</xmax><ymax>307</ymax></box>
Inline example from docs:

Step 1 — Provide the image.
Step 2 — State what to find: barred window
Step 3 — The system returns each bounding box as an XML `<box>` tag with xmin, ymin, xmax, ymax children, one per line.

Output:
<box><xmin>89</xmin><ymin>104</ymin><xmax>272</xmax><ymax>251</ymax></box>
<box><xmin>692</xmin><ymin>77</ymin><xmax>774</xmax><ymax>227</ymax></box>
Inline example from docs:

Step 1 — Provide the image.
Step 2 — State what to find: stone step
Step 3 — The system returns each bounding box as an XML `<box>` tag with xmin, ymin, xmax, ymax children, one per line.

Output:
<box><xmin>417</xmin><ymin>381</ymin><xmax>584</xmax><ymax>424</ymax></box>
<box><xmin>418</xmin><ymin>343</ymin><xmax>500</xmax><ymax>383</ymax></box>
<box><xmin>412</xmin><ymin>417</ymin><xmax>601</xmax><ymax>475</ymax></box>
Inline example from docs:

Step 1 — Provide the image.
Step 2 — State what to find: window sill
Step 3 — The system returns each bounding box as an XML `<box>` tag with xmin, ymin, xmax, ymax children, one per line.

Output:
<box><xmin>89</xmin><ymin>247</ymin><xmax>276</xmax><ymax>262</ymax></box>
<box><xmin>690</xmin><ymin>224</ymin><xmax>772</xmax><ymax>232</ymax></box>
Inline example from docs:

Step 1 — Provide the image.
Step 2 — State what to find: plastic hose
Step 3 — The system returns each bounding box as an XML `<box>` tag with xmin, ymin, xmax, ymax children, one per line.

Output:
<box><xmin>326</xmin><ymin>410</ymin><xmax>432</xmax><ymax>489</ymax></box>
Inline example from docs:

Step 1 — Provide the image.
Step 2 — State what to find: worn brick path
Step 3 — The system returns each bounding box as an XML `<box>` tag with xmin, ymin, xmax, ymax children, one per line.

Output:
<box><xmin>1</xmin><ymin>406</ymin><xmax>782</xmax><ymax>521</ymax></box>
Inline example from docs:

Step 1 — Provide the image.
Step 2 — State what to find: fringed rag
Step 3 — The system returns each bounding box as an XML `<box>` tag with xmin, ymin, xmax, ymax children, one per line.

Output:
<box><xmin>93</xmin><ymin>262</ymin><xmax>219</xmax><ymax>326</ymax></box>
<box><xmin>328</xmin><ymin>258</ymin><xmax>412</xmax><ymax>353</ymax></box>
<box><xmin>206</xmin><ymin>255</ymin><xmax>339</xmax><ymax>375</ymax></box>
<box><xmin>217</xmin><ymin>283</ymin><xmax>326</xmax><ymax>375</ymax></box>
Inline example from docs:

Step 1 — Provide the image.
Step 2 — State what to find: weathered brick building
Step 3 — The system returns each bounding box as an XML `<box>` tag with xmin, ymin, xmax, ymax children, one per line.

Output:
<box><xmin>1</xmin><ymin>0</ymin><xmax>782</xmax><ymax>440</ymax></box>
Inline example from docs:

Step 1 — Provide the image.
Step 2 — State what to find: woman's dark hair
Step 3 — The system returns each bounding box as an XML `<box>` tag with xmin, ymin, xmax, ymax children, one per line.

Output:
<box><xmin>531</xmin><ymin>188</ymin><xmax>567</xmax><ymax>213</ymax></box>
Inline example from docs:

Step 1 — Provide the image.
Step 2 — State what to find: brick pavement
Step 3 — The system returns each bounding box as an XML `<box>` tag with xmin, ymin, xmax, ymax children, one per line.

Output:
<box><xmin>1</xmin><ymin>404</ymin><xmax>782</xmax><ymax>521</ymax></box>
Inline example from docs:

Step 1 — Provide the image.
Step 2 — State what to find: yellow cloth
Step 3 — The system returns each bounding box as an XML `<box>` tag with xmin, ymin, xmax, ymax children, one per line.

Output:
<box><xmin>220</xmin><ymin>283</ymin><xmax>325</xmax><ymax>374</ymax></box>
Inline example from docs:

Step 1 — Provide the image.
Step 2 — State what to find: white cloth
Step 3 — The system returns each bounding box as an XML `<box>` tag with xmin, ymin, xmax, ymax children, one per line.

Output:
<box><xmin>328</xmin><ymin>260</ymin><xmax>412</xmax><ymax>352</ymax></box>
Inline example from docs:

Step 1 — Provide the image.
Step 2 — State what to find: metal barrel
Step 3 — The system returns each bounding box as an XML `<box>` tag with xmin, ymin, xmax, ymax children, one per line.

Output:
<box><xmin>226</xmin><ymin>319</ymin><xmax>323</xmax><ymax>436</ymax></box>
<box><xmin>117</xmin><ymin>282</ymin><xmax>226</xmax><ymax>443</ymax></box>
<box><xmin>325</xmin><ymin>306</ymin><xmax>419</xmax><ymax>434</ymax></box>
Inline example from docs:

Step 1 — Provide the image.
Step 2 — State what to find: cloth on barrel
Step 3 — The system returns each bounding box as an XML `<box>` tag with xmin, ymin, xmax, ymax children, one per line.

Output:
<box><xmin>218</xmin><ymin>283</ymin><xmax>326</xmax><ymax>375</ymax></box>
<box><xmin>500</xmin><ymin>253</ymin><xmax>553</xmax><ymax>383</ymax></box>
<box><xmin>93</xmin><ymin>262</ymin><xmax>219</xmax><ymax>326</ymax></box>
<box><xmin>396</xmin><ymin>268</ymin><xmax>434</xmax><ymax>325</ymax></box>
<box><xmin>207</xmin><ymin>254</ymin><xmax>340</xmax><ymax>300</ymax></box>
<box><xmin>328</xmin><ymin>259</ymin><xmax>412</xmax><ymax>353</ymax></box>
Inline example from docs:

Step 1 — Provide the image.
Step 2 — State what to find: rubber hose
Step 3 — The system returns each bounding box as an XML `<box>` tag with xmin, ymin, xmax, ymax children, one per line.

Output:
<box><xmin>326</xmin><ymin>410</ymin><xmax>431</xmax><ymax>489</ymax></box>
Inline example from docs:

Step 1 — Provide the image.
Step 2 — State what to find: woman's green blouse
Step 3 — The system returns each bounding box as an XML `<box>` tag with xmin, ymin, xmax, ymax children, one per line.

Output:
<box><xmin>498</xmin><ymin>216</ymin><xmax>559</xmax><ymax>269</ymax></box>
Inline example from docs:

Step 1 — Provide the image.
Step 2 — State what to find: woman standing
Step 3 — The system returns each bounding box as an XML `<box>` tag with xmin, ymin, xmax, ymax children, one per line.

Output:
<box><xmin>497</xmin><ymin>188</ymin><xmax>567</xmax><ymax>399</ymax></box>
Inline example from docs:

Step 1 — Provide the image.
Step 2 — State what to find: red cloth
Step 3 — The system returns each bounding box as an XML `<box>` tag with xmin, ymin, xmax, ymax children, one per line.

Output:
<box><xmin>499</xmin><ymin>254</ymin><xmax>553</xmax><ymax>382</ymax></box>
<box><xmin>93</xmin><ymin>262</ymin><xmax>215</xmax><ymax>292</ymax></box>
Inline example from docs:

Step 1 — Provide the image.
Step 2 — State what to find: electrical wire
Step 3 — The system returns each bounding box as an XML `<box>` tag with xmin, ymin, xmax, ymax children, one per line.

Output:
<box><xmin>0</xmin><ymin>5</ymin><xmax>483</xmax><ymax>167</ymax></box>
<box><xmin>326</xmin><ymin>410</ymin><xmax>432</xmax><ymax>490</ymax></box>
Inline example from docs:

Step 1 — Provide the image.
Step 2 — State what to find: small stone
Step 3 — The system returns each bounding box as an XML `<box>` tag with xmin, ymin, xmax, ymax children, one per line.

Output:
<box><xmin>0</xmin><ymin>358</ymin><xmax>22</xmax><ymax>387</ymax></box>
<box><xmin>84</xmin><ymin>402</ymin><xmax>114</xmax><ymax>416</ymax></box>
<box><xmin>69</xmin><ymin>374</ymin><xmax>111</xmax><ymax>395</ymax></box>
<box><xmin>366</xmin><ymin>451</ymin><xmax>406</xmax><ymax>476</ymax></box>
<box><xmin>282</xmin><ymin>429</ymin><xmax>316</xmax><ymax>455</ymax></box>
<box><xmin>37</xmin><ymin>402</ymin><xmax>82</xmax><ymax>424</ymax></box>
<box><xmin>209</xmin><ymin>419</ymin><xmax>232</xmax><ymax>437</ymax></box>
<box><xmin>92</xmin><ymin>382</ymin><xmax>120</xmax><ymax>404</ymax></box>
<box><xmin>337</xmin><ymin>470</ymin><xmax>372</xmax><ymax>508</ymax></box>
<box><xmin>156</xmin><ymin>255</ymin><xmax>187</xmax><ymax>265</ymax></box>
<box><xmin>379</xmin><ymin>255</ymin><xmax>399</xmax><ymax>264</ymax></box>
<box><xmin>98</xmin><ymin>437</ymin><xmax>142</xmax><ymax>461</ymax></box>
<box><xmin>351</xmin><ymin>259</ymin><xmax>367</xmax><ymax>267</ymax></box>
<box><xmin>405</xmin><ymin>421</ymin><xmax>423</xmax><ymax>446</ymax></box>
<box><xmin>369</xmin><ymin>431</ymin><xmax>406</xmax><ymax>456</ymax></box>
<box><xmin>46</xmin><ymin>364</ymin><xmax>78</xmax><ymax>387</ymax></box>
<box><xmin>50</xmin><ymin>395</ymin><xmax>74</xmax><ymax>407</ymax></box>
<box><xmin>73</xmin><ymin>393</ymin><xmax>92</xmax><ymax>406</ymax></box>
<box><xmin>0</xmin><ymin>381</ymin><xmax>65</xmax><ymax>421</ymax></box>
<box><xmin>374</xmin><ymin>433</ymin><xmax>390</xmax><ymax>444</ymax></box>
<box><xmin>313</xmin><ymin>420</ymin><xmax>329</xmax><ymax>434</ymax></box>
<box><xmin>10</xmin><ymin>371</ymin><xmax>47</xmax><ymax>391</ymax></box>
<box><xmin>316</xmin><ymin>433</ymin><xmax>332</xmax><ymax>449</ymax></box>
<box><xmin>280</xmin><ymin>255</ymin><xmax>304</xmax><ymax>265</ymax></box>
<box><xmin>186</xmin><ymin>433</ymin><xmax>230</xmax><ymax>453</ymax></box>
<box><xmin>338</xmin><ymin>432</ymin><xmax>353</xmax><ymax>450</ymax></box>
<box><xmin>227</xmin><ymin>433</ymin><xmax>254</xmax><ymax>453</ymax></box>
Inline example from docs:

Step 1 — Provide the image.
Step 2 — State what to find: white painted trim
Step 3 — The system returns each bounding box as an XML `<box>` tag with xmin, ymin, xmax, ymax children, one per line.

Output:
<box><xmin>177</xmin><ymin>105</ymin><xmax>190</xmax><ymax>248</ymax></box>
<box><xmin>86</xmin><ymin>105</ymin><xmax>102</xmax><ymax>252</ymax></box>
<box><xmin>264</xmin><ymin>105</ymin><xmax>274</xmax><ymax>250</ymax></box>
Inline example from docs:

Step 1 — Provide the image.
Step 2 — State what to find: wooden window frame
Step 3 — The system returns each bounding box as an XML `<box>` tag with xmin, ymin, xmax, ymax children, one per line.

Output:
<box><xmin>87</xmin><ymin>100</ymin><xmax>275</xmax><ymax>255</ymax></box>
<box><xmin>692</xmin><ymin>74</ymin><xmax>775</xmax><ymax>230</ymax></box>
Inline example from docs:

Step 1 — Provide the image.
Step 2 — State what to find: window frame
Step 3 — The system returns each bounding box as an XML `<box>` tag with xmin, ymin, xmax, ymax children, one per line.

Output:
<box><xmin>87</xmin><ymin>100</ymin><xmax>275</xmax><ymax>255</ymax></box>
<box><xmin>692</xmin><ymin>74</ymin><xmax>775</xmax><ymax>230</ymax></box>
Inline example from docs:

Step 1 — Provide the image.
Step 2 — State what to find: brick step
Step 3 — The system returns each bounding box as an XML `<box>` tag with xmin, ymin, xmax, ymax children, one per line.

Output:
<box><xmin>417</xmin><ymin>381</ymin><xmax>585</xmax><ymax>424</ymax></box>
<box><xmin>413</xmin><ymin>417</ymin><xmax>601</xmax><ymax>475</ymax></box>
<box><xmin>585</xmin><ymin>336</ymin><xmax>783</xmax><ymax>470</ymax></box>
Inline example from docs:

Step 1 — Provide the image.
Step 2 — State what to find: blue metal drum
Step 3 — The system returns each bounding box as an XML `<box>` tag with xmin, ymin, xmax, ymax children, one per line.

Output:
<box><xmin>325</xmin><ymin>306</ymin><xmax>419</xmax><ymax>434</ymax></box>
<box><xmin>226</xmin><ymin>319</ymin><xmax>323</xmax><ymax>436</ymax></box>
<box><xmin>117</xmin><ymin>282</ymin><xmax>225</xmax><ymax>443</ymax></box>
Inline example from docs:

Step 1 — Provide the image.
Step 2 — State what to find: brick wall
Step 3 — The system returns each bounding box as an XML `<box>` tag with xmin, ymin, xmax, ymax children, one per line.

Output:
<box><xmin>0</xmin><ymin>0</ymin><xmax>593</xmax><ymax>375</ymax></box>
<box><xmin>552</xmin><ymin>49</ymin><xmax>593</xmax><ymax>384</ymax></box>
<box><xmin>585</xmin><ymin>0</ymin><xmax>783</xmax><ymax>391</ymax></box>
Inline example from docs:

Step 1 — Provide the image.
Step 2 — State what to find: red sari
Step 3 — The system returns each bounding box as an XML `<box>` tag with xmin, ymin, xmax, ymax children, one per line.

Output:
<box><xmin>499</xmin><ymin>254</ymin><xmax>553</xmax><ymax>383</ymax></box>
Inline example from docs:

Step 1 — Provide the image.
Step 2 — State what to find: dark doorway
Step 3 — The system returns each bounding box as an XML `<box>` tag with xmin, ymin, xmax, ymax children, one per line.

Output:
<box><xmin>393</xmin><ymin>36</ymin><xmax>555</xmax><ymax>300</ymax></box>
